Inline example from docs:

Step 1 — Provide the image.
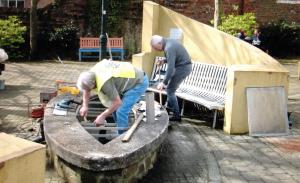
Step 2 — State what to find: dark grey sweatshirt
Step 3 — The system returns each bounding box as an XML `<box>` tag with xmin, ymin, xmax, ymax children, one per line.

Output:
<box><xmin>162</xmin><ymin>38</ymin><xmax>191</xmax><ymax>85</ymax></box>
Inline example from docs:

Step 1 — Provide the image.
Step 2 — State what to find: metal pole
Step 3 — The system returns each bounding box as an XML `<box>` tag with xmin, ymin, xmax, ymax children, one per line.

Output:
<box><xmin>100</xmin><ymin>0</ymin><xmax>107</xmax><ymax>60</ymax></box>
<box><xmin>145</xmin><ymin>91</ymin><xmax>155</xmax><ymax>123</ymax></box>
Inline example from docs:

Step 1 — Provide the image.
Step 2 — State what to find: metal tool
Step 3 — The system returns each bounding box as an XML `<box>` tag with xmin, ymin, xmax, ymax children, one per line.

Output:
<box><xmin>158</xmin><ymin>66</ymin><xmax>163</xmax><ymax>106</ymax></box>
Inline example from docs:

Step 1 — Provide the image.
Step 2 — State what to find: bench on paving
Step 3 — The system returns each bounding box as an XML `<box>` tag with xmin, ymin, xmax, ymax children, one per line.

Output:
<box><xmin>79</xmin><ymin>37</ymin><xmax>124</xmax><ymax>61</ymax></box>
<box><xmin>148</xmin><ymin>59</ymin><xmax>228</xmax><ymax>128</ymax></box>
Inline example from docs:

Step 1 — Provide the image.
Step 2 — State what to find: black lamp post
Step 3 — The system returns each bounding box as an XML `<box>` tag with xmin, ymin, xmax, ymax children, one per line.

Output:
<box><xmin>100</xmin><ymin>0</ymin><xmax>107</xmax><ymax>60</ymax></box>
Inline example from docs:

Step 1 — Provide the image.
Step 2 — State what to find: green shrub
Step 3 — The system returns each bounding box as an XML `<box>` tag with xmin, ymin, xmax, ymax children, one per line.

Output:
<box><xmin>0</xmin><ymin>16</ymin><xmax>27</xmax><ymax>59</ymax></box>
<box><xmin>218</xmin><ymin>13</ymin><xmax>257</xmax><ymax>36</ymax></box>
<box><xmin>49</xmin><ymin>23</ymin><xmax>79</xmax><ymax>59</ymax></box>
<box><xmin>260</xmin><ymin>21</ymin><xmax>300</xmax><ymax>57</ymax></box>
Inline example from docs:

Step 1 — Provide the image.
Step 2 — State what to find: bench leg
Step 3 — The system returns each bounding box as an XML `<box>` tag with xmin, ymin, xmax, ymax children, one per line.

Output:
<box><xmin>181</xmin><ymin>100</ymin><xmax>185</xmax><ymax>116</ymax></box>
<box><xmin>121</xmin><ymin>50</ymin><xmax>124</xmax><ymax>60</ymax></box>
<box><xmin>212</xmin><ymin>110</ymin><xmax>217</xmax><ymax>128</ymax></box>
<box><xmin>79</xmin><ymin>51</ymin><xmax>82</xmax><ymax>62</ymax></box>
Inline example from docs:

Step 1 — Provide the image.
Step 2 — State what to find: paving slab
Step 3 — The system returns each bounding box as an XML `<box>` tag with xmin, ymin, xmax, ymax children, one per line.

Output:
<box><xmin>1</xmin><ymin>60</ymin><xmax>300</xmax><ymax>183</ymax></box>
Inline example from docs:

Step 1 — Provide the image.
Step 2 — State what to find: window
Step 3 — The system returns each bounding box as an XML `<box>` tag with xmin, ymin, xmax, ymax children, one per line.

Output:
<box><xmin>277</xmin><ymin>0</ymin><xmax>300</xmax><ymax>4</ymax></box>
<box><xmin>0</xmin><ymin>0</ymin><xmax>24</xmax><ymax>8</ymax></box>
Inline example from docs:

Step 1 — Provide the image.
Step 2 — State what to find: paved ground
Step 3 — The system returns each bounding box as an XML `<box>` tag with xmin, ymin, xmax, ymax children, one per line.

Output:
<box><xmin>1</xmin><ymin>59</ymin><xmax>300</xmax><ymax>183</ymax></box>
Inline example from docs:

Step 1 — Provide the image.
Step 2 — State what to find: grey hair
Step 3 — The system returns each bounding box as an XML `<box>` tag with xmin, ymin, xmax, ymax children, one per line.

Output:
<box><xmin>76</xmin><ymin>71</ymin><xmax>96</xmax><ymax>91</ymax></box>
<box><xmin>150</xmin><ymin>35</ymin><xmax>163</xmax><ymax>46</ymax></box>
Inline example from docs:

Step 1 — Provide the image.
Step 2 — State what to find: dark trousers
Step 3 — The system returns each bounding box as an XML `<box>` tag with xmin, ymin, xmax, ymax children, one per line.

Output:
<box><xmin>166</xmin><ymin>64</ymin><xmax>192</xmax><ymax>117</ymax></box>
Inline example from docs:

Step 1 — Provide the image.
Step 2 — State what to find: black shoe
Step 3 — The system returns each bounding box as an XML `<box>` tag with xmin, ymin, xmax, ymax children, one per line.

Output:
<box><xmin>169</xmin><ymin>116</ymin><xmax>182</xmax><ymax>122</ymax></box>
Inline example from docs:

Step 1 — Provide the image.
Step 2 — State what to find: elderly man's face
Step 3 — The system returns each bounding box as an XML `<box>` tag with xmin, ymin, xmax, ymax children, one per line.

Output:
<box><xmin>152</xmin><ymin>42</ymin><xmax>163</xmax><ymax>51</ymax></box>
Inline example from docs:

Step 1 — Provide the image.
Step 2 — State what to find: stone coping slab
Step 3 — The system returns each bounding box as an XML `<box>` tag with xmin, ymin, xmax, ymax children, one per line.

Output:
<box><xmin>44</xmin><ymin>95</ymin><xmax>169</xmax><ymax>171</ymax></box>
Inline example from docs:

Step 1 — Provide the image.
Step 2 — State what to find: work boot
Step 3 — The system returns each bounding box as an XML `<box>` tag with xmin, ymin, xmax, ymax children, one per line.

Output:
<box><xmin>169</xmin><ymin>115</ymin><xmax>182</xmax><ymax>122</ymax></box>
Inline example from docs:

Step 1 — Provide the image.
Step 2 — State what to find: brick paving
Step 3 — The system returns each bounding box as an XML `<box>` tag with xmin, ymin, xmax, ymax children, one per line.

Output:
<box><xmin>1</xmin><ymin>60</ymin><xmax>300</xmax><ymax>183</ymax></box>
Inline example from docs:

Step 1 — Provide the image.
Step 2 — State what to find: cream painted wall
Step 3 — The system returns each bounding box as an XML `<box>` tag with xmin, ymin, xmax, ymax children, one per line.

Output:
<box><xmin>225</xmin><ymin>65</ymin><xmax>289</xmax><ymax>134</ymax></box>
<box><xmin>133</xmin><ymin>1</ymin><xmax>289</xmax><ymax>134</ymax></box>
<box><xmin>0</xmin><ymin>133</ymin><xmax>45</xmax><ymax>183</ymax></box>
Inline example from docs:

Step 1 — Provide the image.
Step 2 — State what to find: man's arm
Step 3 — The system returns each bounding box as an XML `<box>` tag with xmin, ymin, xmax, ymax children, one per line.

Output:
<box><xmin>94</xmin><ymin>79</ymin><xmax>122</xmax><ymax>126</ymax></box>
<box><xmin>80</xmin><ymin>90</ymin><xmax>90</xmax><ymax>117</ymax></box>
<box><xmin>94</xmin><ymin>96</ymin><xmax>122</xmax><ymax>126</ymax></box>
<box><xmin>163</xmin><ymin>47</ymin><xmax>176</xmax><ymax>86</ymax></box>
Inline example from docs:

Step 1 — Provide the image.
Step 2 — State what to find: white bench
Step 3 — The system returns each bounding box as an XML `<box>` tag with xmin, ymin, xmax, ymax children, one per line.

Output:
<box><xmin>148</xmin><ymin>60</ymin><xmax>228</xmax><ymax>128</ymax></box>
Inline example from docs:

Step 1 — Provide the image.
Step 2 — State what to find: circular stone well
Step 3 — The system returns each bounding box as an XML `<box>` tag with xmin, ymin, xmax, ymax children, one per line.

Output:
<box><xmin>44</xmin><ymin>94</ymin><xmax>169</xmax><ymax>183</ymax></box>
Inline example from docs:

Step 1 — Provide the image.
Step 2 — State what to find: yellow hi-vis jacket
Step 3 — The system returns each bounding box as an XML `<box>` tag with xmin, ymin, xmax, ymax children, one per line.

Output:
<box><xmin>90</xmin><ymin>59</ymin><xmax>136</xmax><ymax>107</ymax></box>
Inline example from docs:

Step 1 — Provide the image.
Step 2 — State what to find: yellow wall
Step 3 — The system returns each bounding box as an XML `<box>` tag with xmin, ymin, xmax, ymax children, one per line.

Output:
<box><xmin>225</xmin><ymin>65</ymin><xmax>289</xmax><ymax>134</ymax></box>
<box><xmin>133</xmin><ymin>1</ymin><xmax>289</xmax><ymax>134</ymax></box>
<box><xmin>0</xmin><ymin>133</ymin><xmax>45</xmax><ymax>183</ymax></box>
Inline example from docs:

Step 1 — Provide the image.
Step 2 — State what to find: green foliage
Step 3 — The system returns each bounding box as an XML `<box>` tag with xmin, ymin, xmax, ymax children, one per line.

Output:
<box><xmin>107</xmin><ymin>0</ymin><xmax>130</xmax><ymax>36</ymax></box>
<box><xmin>85</xmin><ymin>0</ymin><xmax>101</xmax><ymax>35</ymax></box>
<box><xmin>49</xmin><ymin>23</ymin><xmax>79</xmax><ymax>58</ymax></box>
<box><xmin>124</xmin><ymin>21</ymin><xmax>141</xmax><ymax>59</ymax></box>
<box><xmin>49</xmin><ymin>23</ymin><xmax>79</xmax><ymax>49</ymax></box>
<box><xmin>85</xmin><ymin>0</ymin><xmax>130</xmax><ymax>36</ymax></box>
<box><xmin>218</xmin><ymin>13</ymin><xmax>257</xmax><ymax>36</ymax></box>
<box><xmin>260</xmin><ymin>21</ymin><xmax>300</xmax><ymax>57</ymax></box>
<box><xmin>0</xmin><ymin>16</ymin><xmax>27</xmax><ymax>59</ymax></box>
<box><xmin>85</xmin><ymin>0</ymin><xmax>139</xmax><ymax>58</ymax></box>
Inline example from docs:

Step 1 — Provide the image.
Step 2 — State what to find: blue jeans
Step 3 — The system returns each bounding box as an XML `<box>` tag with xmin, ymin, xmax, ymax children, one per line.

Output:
<box><xmin>113</xmin><ymin>75</ymin><xmax>149</xmax><ymax>134</ymax></box>
<box><xmin>166</xmin><ymin>64</ymin><xmax>192</xmax><ymax>117</ymax></box>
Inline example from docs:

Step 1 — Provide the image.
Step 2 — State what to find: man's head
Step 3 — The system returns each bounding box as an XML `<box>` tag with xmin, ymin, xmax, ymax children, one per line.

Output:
<box><xmin>150</xmin><ymin>35</ymin><xmax>163</xmax><ymax>51</ymax></box>
<box><xmin>76</xmin><ymin>71</ymin><xmax>96</xmax><ymax>91</ymax></box>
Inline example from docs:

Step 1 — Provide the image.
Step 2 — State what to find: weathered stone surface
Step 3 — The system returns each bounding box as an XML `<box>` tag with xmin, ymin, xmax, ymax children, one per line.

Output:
<box><xmin>44</xmin><ymin>94</ymin><xmax>168</xmax><ymax>182</ymax></box>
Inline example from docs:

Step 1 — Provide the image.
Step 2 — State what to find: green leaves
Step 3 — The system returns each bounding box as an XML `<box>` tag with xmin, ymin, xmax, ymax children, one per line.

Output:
<box><xmin>260</xmin><ymin>21</ymin><xmax>300</xmax><ymax>57</ymax></box>
<box><xmin>218</xmin><ymin>13</ymin><xmax>257</xmax><ymax>37</ymax></box>
<box><xmin>49</xmin><ymin>23</ymin><xmax>79</xmax><ymax>49</ymax></box>
<box><xmin>0</xmin><ymin>16</ymin><xmax>27</xmax><ymax>59</ymax></box>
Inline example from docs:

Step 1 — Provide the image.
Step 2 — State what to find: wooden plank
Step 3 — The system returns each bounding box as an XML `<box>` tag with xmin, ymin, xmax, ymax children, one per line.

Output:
<box><xmin>122</xmin><ymin>114</ymin><xmax>144</xmax><ymax>142</ymax></box>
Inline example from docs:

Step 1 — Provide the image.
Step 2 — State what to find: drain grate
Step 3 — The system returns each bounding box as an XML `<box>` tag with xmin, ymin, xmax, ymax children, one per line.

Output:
<box><xmin>76</xmin><ymin>96</ymin><xmax>135</xmax><ymax>144</ymax></box>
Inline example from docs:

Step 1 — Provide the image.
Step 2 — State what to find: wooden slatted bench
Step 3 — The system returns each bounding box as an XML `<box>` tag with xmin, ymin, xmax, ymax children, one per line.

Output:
<box><xmin>79</xmin><ymin>37</ymin><xmax>124</xmax><ymax>61</ymax></box>
<box><xmin>148</xmin><ymin>59</ymin><xmax>228</xmax><ymax>128</ymax></box>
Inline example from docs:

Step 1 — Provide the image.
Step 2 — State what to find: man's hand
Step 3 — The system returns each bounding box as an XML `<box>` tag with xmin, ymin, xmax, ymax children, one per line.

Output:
<box><xmin>156</xmin><ymin>59</ymin><xmax>165</xmax><ymax>67</ymax></box>
<box><xmin>157</xmin><ymin>82</ymin><xmax>166</xmax><ymax>90</ymax></box>
<box><xmin>80</xmin><ymin>106</ymin><xmax>88</xmax><ymax>117</ymax></box>
<box><xmin>80</xmin><ymin>90</ymin><xmax>90</xmax><ymax>118</ymax></box>
<box><xmin>94</xmin><ymin>114</ymin><xmax>106</xmax><ymax>127</ymax></box>
<box><xmin>155</xmin><ymin>56</ymin><xmax>166</xmax><ymax>66</ymax></box>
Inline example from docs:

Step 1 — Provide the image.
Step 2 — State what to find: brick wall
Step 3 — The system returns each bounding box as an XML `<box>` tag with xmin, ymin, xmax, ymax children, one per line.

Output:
<box><xmin>24</xmin><ymin>0</ymin><xmax>53</xmax><ymax>9</ymax></box>
<box><xmin>244</xmin><ymin>0</ymin><xmax>300</xmax><ymax>24</ymax></box>
<box><xmin>152</xmin><ymin>0</ymin><xmax>300</xmax><ymax>25</ymax></box>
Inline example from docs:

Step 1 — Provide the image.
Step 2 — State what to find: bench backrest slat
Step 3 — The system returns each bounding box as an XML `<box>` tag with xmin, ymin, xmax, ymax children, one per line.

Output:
<box><xmin>188</xmin><ymin>63</ymin><xmax>227</xmax><ymax>98</ymax></box>
<box><xmin>150</xmin><ymin>61</ymin><xmax>228</xmax><ymax>101</ymax></box>
<box><xmin>80</xmin><ymin>37</ymin><xmax>123</xmax><ymax>48</ymax></box>
<box><xmin>150</xmin><ymin>62</ymin><xmax>168</xmax><ymax>82</ymax></box>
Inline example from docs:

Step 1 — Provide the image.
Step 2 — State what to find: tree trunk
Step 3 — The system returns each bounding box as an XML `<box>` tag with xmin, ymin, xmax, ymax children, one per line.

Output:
<box><xmin>214</xmin><ymin>0</ymin><xmax>221</xmax><ymax>29</ymax></box>
<box><xmin>30</xmin><ymin>0</ymin><xmax>39</xmax><ymax>60</ymax></box>
<box><xmin>239</xmin><ymin>0</ymin><xmax>244</xmax><ymax>15</ymax></box>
